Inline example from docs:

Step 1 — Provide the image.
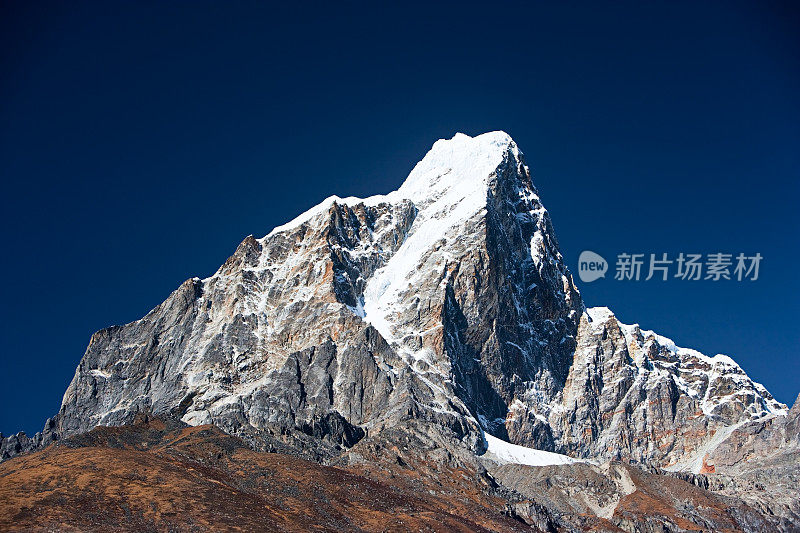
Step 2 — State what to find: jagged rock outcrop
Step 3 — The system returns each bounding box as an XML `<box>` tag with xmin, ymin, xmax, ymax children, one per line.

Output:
<box><xmin>695</xmin><ymin>392</ymin><xmax>800</xmax><ymax>522</ymax></box>
<box><xmin>507</xmin><ymin>306</ymin><xmax>787</xmax><ymax>469</ymax></box>
<box><xmin>2</xmin><ymin>132</ymin><xmax>795</xmax><ymax>525</ymax></box>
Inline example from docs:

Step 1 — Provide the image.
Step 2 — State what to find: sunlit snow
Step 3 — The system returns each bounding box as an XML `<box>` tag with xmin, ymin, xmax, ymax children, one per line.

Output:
<box><xmin>483</xmin><ymin>432</ymin><xmax>580</xmax><ymax>467</ymax></box>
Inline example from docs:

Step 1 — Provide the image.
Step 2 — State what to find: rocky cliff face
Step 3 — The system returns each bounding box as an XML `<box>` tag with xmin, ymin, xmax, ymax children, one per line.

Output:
<box><xmin>507</xmin><ymin>306</ymin><xmax>787</xmax><ymax>470</ymax></box>
<box><xmin>1</xmin><ymin>132</ymin><xmax>791</xmax><ymax>490</ymax></box>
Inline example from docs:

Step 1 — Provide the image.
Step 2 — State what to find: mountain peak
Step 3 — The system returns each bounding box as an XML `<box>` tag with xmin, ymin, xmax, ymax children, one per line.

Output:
<box><xmin>439</xmin><ymin>130</ymin><xmax>514</xmax><ymax>147</ymax></box>
<box><xmin>261</xmin><ymin>131</ymin><xmax>525</xmax><ymax>241</ymax></box>
<box><xmin>4</xmin><ymin>132</ymin><xmax>785</xmax><ymax>490</ymax></box>
<box><xmin>2</xmin><ymin>131</ymin><xmax>796</xmax><ymax>529</ymax></box>
<box><xmin>397</xmin><ymin>131</ymin><xmax>521</xmax><ymax>205</ymax></box>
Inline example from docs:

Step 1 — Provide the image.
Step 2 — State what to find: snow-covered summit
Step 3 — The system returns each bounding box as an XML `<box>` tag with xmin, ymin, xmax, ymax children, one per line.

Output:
<box><xmin>250</xmin><ymin>131</ymin><xmax>544</xmax><ymax>380</ymax></box>
<box><xmin>261</xmin><ymin>131</ymin><xmax>521</xmax><ymax>240</ymax></box>
<box><xmin>396</xmin><ymin>131</ymin><xmax>519</xmax><ymax>205</ymax></box>
<box><xmin>360</xmin><ymin>130</ymin><xmax>544</xmax><ymax>371</ymax></box>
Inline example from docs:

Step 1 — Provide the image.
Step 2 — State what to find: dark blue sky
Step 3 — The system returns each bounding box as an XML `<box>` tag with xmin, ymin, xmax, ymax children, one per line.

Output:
<box><xmin>1</xmin><ymin>1</ymin><xmax>798</xmax><ymax>435</ymax></box>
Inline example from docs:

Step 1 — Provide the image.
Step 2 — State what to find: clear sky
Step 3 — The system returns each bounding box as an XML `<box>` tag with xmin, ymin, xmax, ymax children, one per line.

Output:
<box><xmin>1</xmin><ymin>1</ymin><xmax>798</xmax><ymax>435</ymax></box>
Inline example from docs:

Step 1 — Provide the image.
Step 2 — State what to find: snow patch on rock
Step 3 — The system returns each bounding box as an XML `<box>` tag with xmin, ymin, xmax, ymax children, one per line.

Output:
<box><xmin>483</xmin><ymin>432</ymin><xmax>581</xmax><ymax>467</ymax></box>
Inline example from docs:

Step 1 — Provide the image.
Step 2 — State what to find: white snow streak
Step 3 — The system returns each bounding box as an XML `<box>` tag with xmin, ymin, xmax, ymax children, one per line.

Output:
<box><xmin>483</xmin><ymin>432</ymin><xmax>581</xmax><ymax>467</ymax></box>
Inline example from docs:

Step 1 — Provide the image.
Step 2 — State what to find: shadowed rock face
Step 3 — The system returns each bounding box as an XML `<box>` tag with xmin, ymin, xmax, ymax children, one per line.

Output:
<box><xmin>1</xmin><ymin>131</ymin><xmax>796</xmax><ymax>526</ymax></box>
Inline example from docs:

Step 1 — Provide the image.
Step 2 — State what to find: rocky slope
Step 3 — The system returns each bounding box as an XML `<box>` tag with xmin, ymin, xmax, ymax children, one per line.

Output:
<box><xmin>2</xmin><ymin>416</ymin><xmax>790</xmax><ymax>533</ymax></box>
<box><xmin>700</xmin><ymin>391</ymin><xmax>800</xmax><ymax>522</ymax></box>
<box><xmin>0</xmin><ymin>417</ymin><xmax>531</xmax><ymax>533</ymax></box>
<box><xmin>1</xmin><ymin>131</ymin><xmax>795</xmax><ymax>529</ymax></box>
